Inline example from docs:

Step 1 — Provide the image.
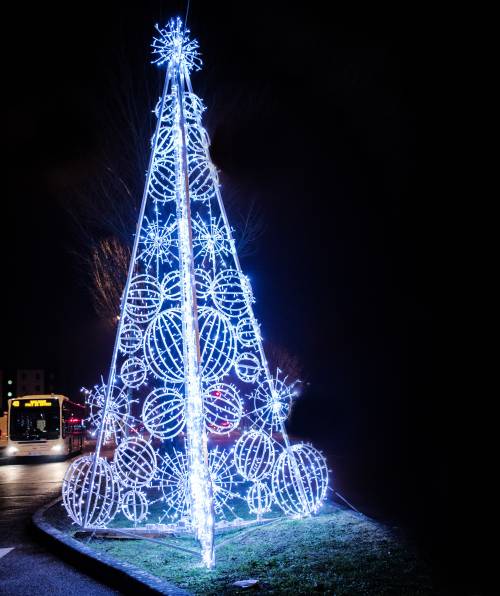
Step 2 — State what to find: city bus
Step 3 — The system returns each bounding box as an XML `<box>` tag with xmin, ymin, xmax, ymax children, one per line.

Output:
<box><xmin>6</xmin><ymin>394</ymin><xmax>85</xmax><ymax>457</ymax></box>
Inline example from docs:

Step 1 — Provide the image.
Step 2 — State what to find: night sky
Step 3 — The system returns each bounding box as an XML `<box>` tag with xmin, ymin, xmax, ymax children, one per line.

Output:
<box><xmin>2</xmin><ymin>0</ymin><xmax>451</xmax><ymax>589</ymax></box>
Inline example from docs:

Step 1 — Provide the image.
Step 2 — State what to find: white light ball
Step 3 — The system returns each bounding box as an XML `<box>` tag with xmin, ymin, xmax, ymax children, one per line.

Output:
<box><xmin>113</xmin><ymin>438</ymin><xmax>157</xmax><ymax>488</ymax></box>
<box><xmin>144</xmin><ymin>309</ymin><xmax>184</xmax><ymax>383</ymax></box>
<box><xmin>204</xmin><ymin>383</ymin><xmax>242</xmax><ymax>434</ymax></box>
<box><xmin>198</xmin><ymin>306</ymin><xmax>236</xmax><ymax>382</ymax></box>
<box><xmin>234</xmin><ymin>430</ymin><xmax>275</xmax><ymax>481</ymax></box>
<box><xmin>63</xmin><ymin>455</ymin><xmax>120</xmax><ymax>527</ymax></box>
<box><xmin>188</xmin><ymin>153</ymin><xmax>215</xmax><ymax>202</ymax></box>
<box><xmin>246</xmin><ymin>481</ymin><xmax>273</xmax><ymax>516</ymax></box>
<box><xmin>125</xmin><ymin>275</ymin><xmax>163</xmax><ymax>324</ymax></box>
<box><xmin>235</xmin><ymin>352</ymin><xmax>261</xmax><ymax>384</ymax></box>
<box><xmin>272</xmin><ymin>443</ymin><xmax>328</xmax><ymax>516</ymax></box>
<box><xmin>150</xmin><ymin>156</ymin><xmax>176</xmax><ymax>203</ymax></box>
<box><xmin>122</xmin><ymin>490</ymin><xmax>149</xmax><ymax>522</ymax></box>
<box><xmin>161</xmin><ymin>270</ymin><xmax>181</xmax><ymax>302</ymax></box>
<box><xmin>211</xmin><ymin>269</ymin><xmax>248</xmax><ymax>317</ymax></box>
<box><xmin>142</xmin><ymin>387</ymin><xmax>185</xmax><ymax>439</ymax></box>
<box><xmin>236</xmin><ymin>317</ymin><xmax>259</xmax><ymax>348</ymax></box>
<box><xmin>120</xmin><ymin>357</ymin><xmax>147</xmax><ymax>388</ymax></box>
<box><xmin>119</xmin><ymin>322</ymin><xmax>143</xmax><ymax>354</ymax></box>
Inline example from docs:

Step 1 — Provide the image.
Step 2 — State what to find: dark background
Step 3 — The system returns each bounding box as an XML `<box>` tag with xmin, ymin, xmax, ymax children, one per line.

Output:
<box><xmin>1</xmin><ymin>1</ymin><xmax>453</xmax><ymax>592</ymax></box>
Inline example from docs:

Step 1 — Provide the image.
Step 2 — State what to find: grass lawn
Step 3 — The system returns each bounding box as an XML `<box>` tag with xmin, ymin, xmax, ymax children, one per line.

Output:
<box><xmin>47</xmin><ymin>500</ymin><xmax>436</xmax><ymax>595</ymax></box>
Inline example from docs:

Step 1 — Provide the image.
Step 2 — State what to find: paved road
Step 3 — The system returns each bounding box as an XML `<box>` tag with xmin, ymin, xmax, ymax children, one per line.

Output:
<box><xmin>0</xmin><ymin>450</ymin><xmax>119</xmax><ymax>595</ymax></box>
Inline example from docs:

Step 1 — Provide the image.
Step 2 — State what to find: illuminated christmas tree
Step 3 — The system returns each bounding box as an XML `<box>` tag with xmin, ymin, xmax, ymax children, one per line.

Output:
<box><xmin>63</xmin><ymin>18</ymin><xmax>329</xmax><ymax>568</ymax></box>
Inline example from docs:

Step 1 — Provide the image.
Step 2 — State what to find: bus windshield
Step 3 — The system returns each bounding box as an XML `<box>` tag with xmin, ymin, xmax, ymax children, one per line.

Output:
<box><xmin>10</xmin><ymin>399</ymin><xmax>60</xmax><ymax>441</ymax></box>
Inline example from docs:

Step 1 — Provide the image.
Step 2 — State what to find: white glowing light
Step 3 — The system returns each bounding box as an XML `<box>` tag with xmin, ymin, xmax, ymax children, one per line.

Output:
<box><xmin>235</xmin><ymin>352</ymin><xmax>262</xmax><ymax>384</ymax></box>
<box><xmin>122</xmin><ymin>490</ymin><xmax>149</xmax><ymax>522</ymax></box>
<box><xmin>246</xmin><ymin>481</ymin><xmax>272</xmax><ymax>516</ymax></box>
<box><xmin>66</xmin><ymin>16</ymin><xmax>329</xmax><ymax>570</ymax></box>
<box><xmin>63</xmin><ymin>456</ymin><xmax>120</xmax><ymax>527</ymax></box>
<box><xmin>159</xmin><ymin>449</ymin><xmax>190</xmax><ymax>521</ymax></box>
<box><xmin>87</xmin><ymin>384</ymin><xmax>130</xmax><ymax>445</ymax></box>
<box><xmin>193</xmin><ymin>215</ymin><xmax>231</xmax><ymax>266</ymax></box>
<box><xmin>125</xmin><ymin>275</ymin><xmax>163</xmax><ymax>324</ymax></box>
<box><xmin>198</xmin><ymin>306</ymin><xmax>237</xmax><ymax>382</ymax></box>
<box><xmin>138</xmin><ymin>215</ymin><xmax>177</xmax><ymax>269</ymax></box>
<box><xmin>236</xmin><ymin>317</ymin><xmax>260</xmax><ymax>348</ymax></box>
<box><xmin>211</xmin><ymin>269</ymin><xmax>251</xmax><ymax>317</ymax></box>
<box><xmin>234</xmin><ymin>430</ymin><xmax>276</xmax><ymax>481</ymax></box>
<box><xmin>120</xmin><ymin>357</ymin><xmax>147</xmax><ymax>388</ymax></box>
<box><xmin>151</xmin><ymin>17</ymin><xmax>202</xmax><ymax>72</ymax></box>
<box><xmin>272</xmin><ymin>444</ymin><xmax>329</xmax><ymax>516</ymax></box>
<box><xmin>253</xmin><ymin>377</ymin><xmax>294</xmax><ymax>431</ymax></box>
<box><xmin>119</xmin><ymin>322</ymin><xmax>143</xmax><ymax>354</ymax></box>
<box><xmin>203</xmin><ymin>383</ymin><xmax>242</xmax><ymax>434</ymax></box>
<box><xmin>144</xmin><ymin>309</ymin><xmax>185</xmax><ymax>383</ymax></box>
<box><xmin>142</xmin><ymin>387</ymin><xmax>185</xmax><ymax>439</ymax></box>
<box><xmin>113</xmin><ymin>438</ymin><xmax>157</xmax><ymax>488</ymax></box>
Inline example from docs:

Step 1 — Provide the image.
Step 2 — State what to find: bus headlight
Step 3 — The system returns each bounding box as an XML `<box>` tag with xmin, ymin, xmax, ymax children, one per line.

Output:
<box><xmin>51</xmin><ymin>444</ymin><xmax>63</xmax><ymax>452</ymax></box>
<box><xmin>6</xmin><ymin>446</ymin><xmax>18</xmax><ymax>455</ymax></box>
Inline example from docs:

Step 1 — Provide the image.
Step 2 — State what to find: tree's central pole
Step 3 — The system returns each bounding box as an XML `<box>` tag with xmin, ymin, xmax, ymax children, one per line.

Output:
<box><xmin>173</xmin><ymin>64</ymin><xmax>215</xmax><ymax>568</ymax></box>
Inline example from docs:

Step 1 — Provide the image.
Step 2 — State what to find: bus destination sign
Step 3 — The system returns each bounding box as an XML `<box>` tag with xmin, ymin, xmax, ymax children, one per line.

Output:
<box><xmin>12</xmin><ymin>399</ymin><xmax>56</xmax><ymax>408</ymax></box>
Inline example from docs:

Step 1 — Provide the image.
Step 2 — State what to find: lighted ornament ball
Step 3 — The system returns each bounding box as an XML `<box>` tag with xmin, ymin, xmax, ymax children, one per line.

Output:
<box><xmin>119</xmin><ymin>322</ymin><xmax>143</xmax><ymax>354</ymax></box>
<box><xmin>198</xmin><ymin>306</ymin><xmax>237</xmax><ymax>382</ymax></box>
<box><xmin>113</xmin><ymin>438</ymin><xmax>157</xmax><ymax>489</ymax></box>
<box><xmin>188</xmin><ymin>154</ymin><xmax>216</xmax><ymax>203</ymax></box>
<box><xmin>182</xmin><ymin>92</ymin><xmax>205</xmax><ymax>121</ymax></box>
<box><xmin>195</xmin><ymin>268</ymin><xmax>213</xmax><ymax>300</ymax></box>
<box><xmin>142</xmin><ymin>387</ymin><xmax>185</xmax><ymax>439</ymax></box>
<box><xmin>156</xmin><ymin>120</ymin><xmax>175</xmax><ymax>154</ymax></box>
<box><xmin>204</xmin><ymin>383</ymin><xmax>242</xmax><ymax>434</ymax></box>
<box><xmin>122</xmin><ymin>490</ymin><xmax>149</xmax><ymax>522</ymax></box>
<box><xmin>149</xmin><ymin>156</ymin><xmax>176</xmax><ymax>203</ymax></box>
<box><xmin>236</xmin><ymin>317</ymin><xmax>259</xmax><ymax>348</ymax></box>
<box><xmin>161</xmin><ymin>269</ymin><xmax>212</xmax><ymax>303</ymax></box>
<box><xmin>144</xmin><ymin>308</ymin><xmax>184</xmax><ymax>383</ymax></box>
<box><xmin>120</xmin><ymin>357</ymin><xmax>147</xmax><ymax>389</ymax></box>
<box><xmin>63</xmin><ymin>455</ymin><xmax>120</xmax><ymax>527</ymax></box>
<box><xmin>234</xmin><ymin>429</ymin><xmax>276</xmax><ymax>481</ymax></box>
<box><xmin>272</xmin><ymin>443</ymin><xmax>329</xmax><ymax>516</ymax></box>
<box><xmin>161</xmin><ymin>270</ymin><xmax>181</xmax><ymax>302</ymax></box>
<box><xmin>125</xmin><ymin>275</ymin><xmax>163</xmax><ymax>324</ymax></box>
<box><xmin>235</xmin><ymin>352</ymin><xmax>261</xmax><ymax>384</ymax></box>
<box><xmin>246</xmin><ymin>481</ymin><xmax>273</xmax><ymax>516</ymax></box>
<box><xmin>186</xmin><ymin>122</ymin><xmax>207</xmax><ymax>151</ymax></box>
<box><xmin>211</xmin><ymin>269</ymin><xmax>248</xmax><ymax>317</ymax></box>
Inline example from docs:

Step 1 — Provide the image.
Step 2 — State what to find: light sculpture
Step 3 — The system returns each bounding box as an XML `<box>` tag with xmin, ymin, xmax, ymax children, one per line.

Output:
<box><xmin>63</xmin><ymin>17</ymin><xmax>329</xmax><ymax>568</ymax></box>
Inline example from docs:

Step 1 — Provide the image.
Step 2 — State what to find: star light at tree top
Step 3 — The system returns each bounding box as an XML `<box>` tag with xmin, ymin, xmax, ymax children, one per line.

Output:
<box><xmin>62</xmin><ymin>16</ymin><xmax>330</xmax><ymax>569</ymax></box>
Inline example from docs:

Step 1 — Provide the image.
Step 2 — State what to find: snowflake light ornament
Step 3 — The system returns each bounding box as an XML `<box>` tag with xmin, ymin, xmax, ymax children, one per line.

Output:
<box><xmin>192</xmin><ymin>214</ymin><xmax>231</xmax><ymax>266</ymax></box>
<box><xmin>138</xmin><ymin>215</ymin><xmax>177</xmax><ymax>269</ymax></box>
<box><xmin>151</xmin><ymin>17</ymin><xmax>202</xmax><ymax>71</ymax></box>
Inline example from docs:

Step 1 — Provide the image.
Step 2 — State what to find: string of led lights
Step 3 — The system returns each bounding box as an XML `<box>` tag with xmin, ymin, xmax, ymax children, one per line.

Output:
<box><xmin>63</xmin><ymin>17</ymin><xmax>329</xmax><ymax>568</ymax></box>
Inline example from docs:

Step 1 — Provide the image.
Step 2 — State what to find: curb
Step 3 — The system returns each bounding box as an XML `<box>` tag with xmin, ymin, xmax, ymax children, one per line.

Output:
<box><xmin>32</xmin><ymin>497</ymin><xmax>190</xmax><ymax>596</ymax></box>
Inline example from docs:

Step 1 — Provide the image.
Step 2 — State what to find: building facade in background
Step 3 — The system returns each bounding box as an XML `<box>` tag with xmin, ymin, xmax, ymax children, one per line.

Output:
<box><xmin>0</xmin><ymin>369</ymin><xmax>58</xmax><ymax>411</ymax></box>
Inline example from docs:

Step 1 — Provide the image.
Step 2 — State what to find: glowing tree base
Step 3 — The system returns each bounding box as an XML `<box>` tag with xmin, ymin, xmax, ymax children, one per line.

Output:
<box><xmin>63</xmin><ymin>17</ymin><xmax>329</xmax><ymax>568</ymax></box>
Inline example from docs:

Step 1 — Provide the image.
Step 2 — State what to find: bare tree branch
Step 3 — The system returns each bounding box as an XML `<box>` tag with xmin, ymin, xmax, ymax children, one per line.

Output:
<box><xmin>265</xmin><ymin>341</ymin><xmax>304</xmax><ymax>384</ymax></box>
